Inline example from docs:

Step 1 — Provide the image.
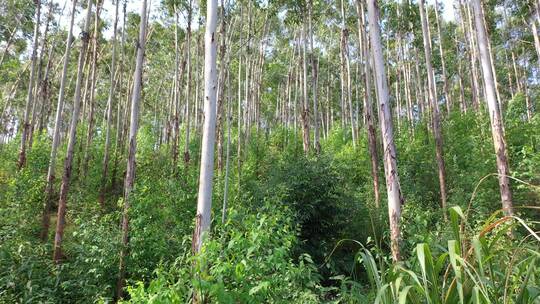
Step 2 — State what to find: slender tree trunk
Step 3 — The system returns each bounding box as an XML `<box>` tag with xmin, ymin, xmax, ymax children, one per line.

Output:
<box><xmin>52</xmin><ymin>0</ymin><xmax>93</xmax><ymax>262</ymax></box>
<box><xmin>0</xmin><ymin>23</ymin><xmax>19</xmax><ymax>68</ymax></box>
<box><xmin>17</xmin><ymin>0</ymin><xmax>41</xmax><ymax>169</ymax></box>
<box><xmin>471</xmin><ymin>0</ymin><xmax>513</xmax><ymax>216</ymax></box>
<box><xmin>308</xmin><ymin>0</ymin><xmax>320</xmax><ymax>154</ymax></box>
<box><xmin>216</xmin><ymin>0</ymin><xmax>228</xmax><ymax>171</ymax></box>
<box><xmin>419</xmin><ymin>0</ymin><xmax>448</xmax><ymax>220</ymax></box>
<box><xmin>237</xmin><ymin>11</ymin><xmax>243</xmax><ymax>179</ymax></box>
<box><xmin>367</xmin><ymin>0</ymin><xmax>403</xmax><ymax>262</ymax></box>
<box><xmin>300</xmin><ymin>21</ymin><xmax>310</xmax><ymax>154</ymax></box>
<box><xmin>37</xmin><ymin>1</ymin><xmax>60</xmax><ymax>136</ymax></box>
<box><xmin>171</xmin><ymin>8</ymin><xmax>180</xmax><ymax>170</ymax></box>
<box><xmin>99</xmin><ymin>0</ymin><xmax>120</xmax><ymax>207</ymax></box>
<box><xmin>184</xmin><ymin>0</ymin><xmax>193</xmax><ymax>164</ymax></box>
<box><xmin>192</xmin><ymin>0</ymin><xmax>218</xmax><ymax>254</ymax></box>
<box><xmin>116</xmin><ymin>0</ymin><xmax>147</xmax><ymax>299</ymax></box>
<box><xmin>222</xmin><ymin>69</ymin><xmax>231</xmax><ymax>224</ymax></box>
<box><xmin>531</xmin><ymin>7</ymin><xmax>540</xmax><ymax>70</ymax></box>
<box><xmin>29</xmin><ymin>0</ymin><xmax>54</xmax><ymax>148</ymax></box>
<box><xmin>82</xmin><ymin>1</ymin><xmax>103</xmax><ymax>177</ymax></box>
<box><xmin>339</xmin><ymin>0</ymin><xmax>347</xmax><ymax>131</ymax></box>
<box><xmin>356</xmin><ymin>0</ymin><xmax>380</xmax><ymax>208</ymax></box>
<box><xmin>459</xmin><ymin>0</ymin><xmax>480</xmax><ymax>110</ymax></box>
<box><xmin>434</xmin><ymin>0</ymin><xmax>452</xmax><ymax>114</ymax></box>
<box><xmin>40</xmin><ymin>0</ymin><xmax>78</xmax><ymax>242</ymax></box>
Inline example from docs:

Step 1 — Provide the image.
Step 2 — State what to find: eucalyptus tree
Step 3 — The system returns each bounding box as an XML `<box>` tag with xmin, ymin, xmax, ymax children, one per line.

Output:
<box><xmin>41</xmin><ymin>0</ymin><xmax>78</xmax><ymax>242</ymax></box>
<box><xmin>117</xmin><ymin>0</ymin><xmax>148</xmax><ymax>298</ymax></box>
<box><xmin>471</xmin><ymin>0</ymin><xmax>514</xmax><ymax>216</ymax></box>
<box><xmin>82</xmin><ymin>0</ymin><xmax>104</xmax><ymax>177</ymax></box>
<box><xmin>53</xmin><ymin>0</ymin><xmax>93</xmax><ymax>263</ymax></box>
<box><xmin>17</xmin><ymin>0</ymin><xmax>41</xmax><ymax>169</ymax></box>
<box><xmin>355</xmin><ymin>0</ymin><xmax>380</xmax><ymax>208</ymax></box>
<box><xmin>301</xmin><ymin>17</ymin><xmax>310</xmax><ymax>154</ymax></box>
<box><xmin>29</xmin><ymin>0</ymin><xmax>55</xmax><ymax>147</ymax></box>
<box><xmin>418</xmin><ymin>0</ymin><xmax>448</xmax><ymax>219</ymax></box>
<box><xmin>366</xmin><ymin>0</ymin><xmax>403</xmax><ymax>262</ymax></box>
<box><xmin>184</xmin><ymin>0</ymin><xmax>194</xmax><ymax>164</ymax></box>
<box><xmin>433</xmin><ymin>0</ymin><xmax>451</xmax><ymax>114</ymax></box>
<box><xmin>192</xmin><ymin>0</ymin><xmax>218</xmax><ymax>254</ymax></box>
<box><xmin>308</xmin><ymin>0</ymin><xmax>320</xmax><ymax>154</ymax></box>
<box><xmin>99</xmin><ymin>0</ymin><xmax>121</xmax><ymax>207</ymax></box>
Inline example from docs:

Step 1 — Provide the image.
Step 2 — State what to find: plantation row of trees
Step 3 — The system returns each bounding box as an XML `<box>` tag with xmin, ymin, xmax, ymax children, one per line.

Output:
<box><xmin>0</xmin><ymin>0</ymin><xmax>539</xmax><ymax>302</ymax></box>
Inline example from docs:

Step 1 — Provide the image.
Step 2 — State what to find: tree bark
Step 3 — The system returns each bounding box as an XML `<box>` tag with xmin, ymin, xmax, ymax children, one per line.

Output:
<box><xmin>471</xmin><ymin>0</ymin><xmax>513</xmax><ymax>216</ymax></box>
<box><xmin>356</xmin><ymin>0</ymin><xmax>380</xmax><ymax>208</ymax></box>
<box><xmin>116</xmin><ymin>0</ymin><xmax>148</xmax><ymax>299</ymax></box>
<box><xmin>366</xmin><ymin>0</ymin><xmax>403</xmax><ymax>262</ymax></box>
<box><xmin>308</xmin><ymin>0</ymin><xmax>320</xmax><ymax>154</ymax></box>
<box><xmin>419</xmin><ymin>0</ymin><xmax>448</xmax><ymax>220</ymax></box>
<box><xmin>192</xmin><ymin>0</ymin><xmax>218</xmax><ymax>254</ymax></box>
<box><xmin>459</xmin><ymin>0</ymin><xmax>480</xmax><ymax>110</ymax></box>
<box><xmin>53</xmin><ymin>0</ymin><xmax>93</xmax><ymax>263</ymax></box>
<box><xmin>222</xmin><ymin>68</ymin><xmax>232</xmax><ymax>224</ymax></box>
<box><xmin>40</xmin><ymin>0</ymin><xmax>78</xmax><ymax>242</ymax></box>
<box><xmin>531</xmin><ymin>5</ymin><xmax>540</xmax><ymax>70</ymax></box>
<box><xmin>434</xmin><ymin>0</ymin><xmax>451</xmax><ymax>114</ymax></box>
<box><xmin>98</xmin><ymin>0</ymin><xmax>120</xmax><ymax>207</ymax></box>
<box><xmin>82</xmin><ymin>1</ymin><xmax>103</xmax><ymax>177</ymax></box>
<box><xmin>184</xmin><ymin>0</ymin><xmax>193</xmax><ymax>164</ymax></box>
<box><xmin>300</xmin><ymin>21</ymin><xmax>310</xmax><ymax>154</ymax></box>
<box><xmin>17</xmin><ymin>0</ymin><xmax>41</xmax><ymax>170</ymax></box>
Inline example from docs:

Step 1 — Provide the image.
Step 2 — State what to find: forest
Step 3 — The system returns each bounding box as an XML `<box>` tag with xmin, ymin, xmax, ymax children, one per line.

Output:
<box><xmin>0</xmin><ymin>0</ymin><xmax>539</xmax><ymax>302</ymax></box>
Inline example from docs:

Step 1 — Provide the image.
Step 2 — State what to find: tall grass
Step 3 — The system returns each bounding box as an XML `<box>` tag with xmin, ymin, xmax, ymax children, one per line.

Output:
<box><xmin>355</xmin><ymin>206</ymin><xmax>540</xmax><ymax>303</ymax></box>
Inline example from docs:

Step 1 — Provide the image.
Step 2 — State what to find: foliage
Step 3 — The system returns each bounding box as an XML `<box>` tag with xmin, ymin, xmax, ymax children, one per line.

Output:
<box><xmin>355</xmin><ymin>206</ymin><xmax>540</xmax><ymax>304</ymax></box>
<box><xmin>125</xmin><ymin>204</ymin><xmax>322</xmax><ymax>303</ymax></box>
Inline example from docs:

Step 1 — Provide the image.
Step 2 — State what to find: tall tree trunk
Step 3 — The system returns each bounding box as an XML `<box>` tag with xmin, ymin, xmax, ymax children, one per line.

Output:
<box><xmin>216</xmin><ymin>0</ymin><xmax>228</xmax><ymax>171</ymax></box>
<box><xmin>237</xmin><ymin>9</ymin><xmax>243</xmax><ymax>180</ymax></box>
<box><xmin>116</xmin><ymin>0</ymin><xmax>147</xmax><ymax>298</ymax></box>
<box><xmin>192</xmin><ymin>0</ymin><xmax>218</xmax><ymax>254</ymax></box>
<box><xmin>99</xmin><ymin>0</ymin><xmax>120</xmax><ymax>207</ymax></box>
<box><xmin>356</xmin><ymin>0</ymin><xmax>380</xmax><ymax>208</ymax></box>
<box><xmin>308</xmin><ymin>0</ymin><xmax>320</xmax><ymax>154</ymax></box>
<box><xmin>301</xmin><ymin>21</ymin><xmax>310</xmax><ymax>154</ymax></box>
<box><xmin>52</xmin><ymin>0</ymin><xmax>93</xmax><ymax>262</ymax></box>
<box><xmin>471</xmin><ymin>0</ymin><xmax>513</xmax><ymax>216</ymax></box>
<box><xmin>459</xmin><ymin>0</ymin><xmax>480</xmax><ymax>110</ymax></box>
<box><xmin>184</xmin><ymin>0</ymin><xmax>193</xmax><ymax>164</ymax></box>
<box><xmin>171</xmin><ymin>8</ymin><xmax>180</xmax><ymax>170</ymax></box>
<box><xmin>40</xmin><ymin>0</ymin><xmax>78</xmax><ymax>242</ymax></box>
<box><xmin>366</xmin><ymin>0</ymin><xmax>403</xmax><ymax>262</ymax></box>
<box><xmin>29</xmin><ymin>0</ymin><xmax>54</xmax><ymax>148</ymax></box>
<box><xmin>82</xmin><ymin>1</ymin><xmax>103</xmax><ymax>177</ymax></box>
<box><xmin>531</xmin><ymin>5</ymin><xmax>540</xmax><ymax>70</ymax></box>
<box><xmin>434</xmin><ymin>0</ymin><xmax>451</xmax><ymax>114</ymax></box>
<box><xmin>419</xmin><ymin>0</ymin><xmax>448</xmax><ymax>220</ymax></box>
<box><xmin>222</xmin><ymin>69</ymin><xmax>232</xmax><ymax>224</ymax></box>
<box><xmin>0</xmin><ymin>23</ymin><xmax>19</xmax><ymax>68</ymax></box>
<box><xmin>17</xmin><ymin>0</ymin><xmax>41</xmax><ymax>169</ymax></box>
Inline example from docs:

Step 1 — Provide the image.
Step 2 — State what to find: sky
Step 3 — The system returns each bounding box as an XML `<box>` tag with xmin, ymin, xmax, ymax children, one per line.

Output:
<box><xmin>52</xmin><ymin>0</ymin><xmax>456</xmax><ymax>39</ymax></box>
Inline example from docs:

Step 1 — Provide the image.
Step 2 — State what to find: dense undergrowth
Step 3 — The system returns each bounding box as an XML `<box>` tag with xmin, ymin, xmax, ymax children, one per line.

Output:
<box><xmin>1</xmin><ymin>103</ymin><xmax>539</xmax><ymax>303</ymax></box>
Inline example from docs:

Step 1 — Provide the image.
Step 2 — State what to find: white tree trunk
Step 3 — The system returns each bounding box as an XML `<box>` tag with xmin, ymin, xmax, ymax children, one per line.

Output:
<box><xmin>116</xmin><ymin>0</ymin><xmax>148</xmax><ymax>299</ymax></box>
<box><xmin>41</xmin><ymin>0</ymin><xmax>77</xmax><ymax>241</ymax></box>
<box><xmin>419</xmin><ymin>0</ymin><xmax>448</xmax><ymax>220</ymax></box>
<box><xmin>99</xmin><ymin>0</ymin><xmax>120</xmax><ymax>207</ymax></box>
<box><xmin>17</xmin><ymin>0</ymin><xmax>41</xmax><ymax>169</ymax></box>
<box><xmin>366</xmin><ymin>0</ymin><xmax>403</xmax><ymax>262</ymax></box>
<box><xmin>471</xmin><ymin>0</ymin><xmax>513</xmax><ymax>216</ymax></box>
<box><xmin>192</xmin><ymin>0</ymin><xmax>218</xmax><ymax>254</ymax></box>
<box><xmin>53</xmin><ymin>0</ymin><xmax>93</xmax><ymax>263</ymax></box>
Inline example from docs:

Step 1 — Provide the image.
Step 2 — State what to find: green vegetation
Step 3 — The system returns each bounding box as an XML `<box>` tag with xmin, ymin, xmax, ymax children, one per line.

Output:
<box><xmin>1</xmin><ymin>0</ymin><xmax>539</xmax><ymax>302</ymax></box>
<box><xmin>1</xmin><ymin>108</ymin><xmax>538</xmax><ymax>302</ymax></box>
